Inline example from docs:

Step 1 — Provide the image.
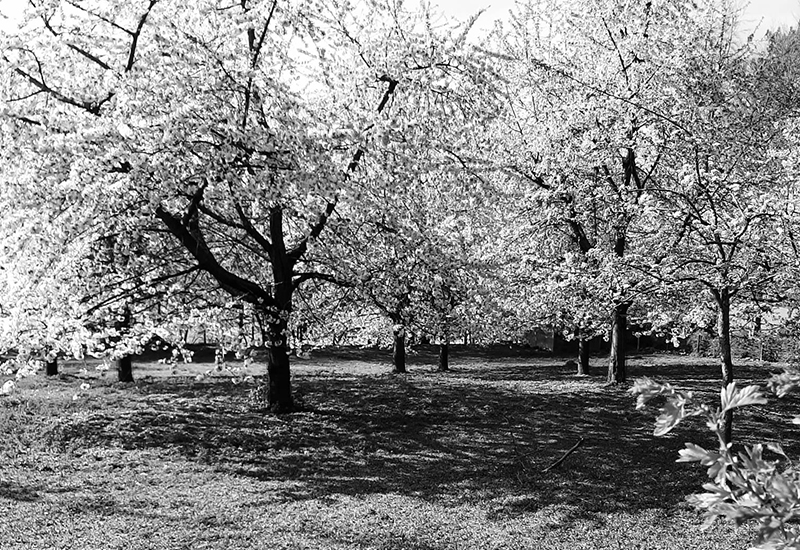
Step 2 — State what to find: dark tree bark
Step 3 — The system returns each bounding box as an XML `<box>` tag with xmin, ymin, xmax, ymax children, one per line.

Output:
<box><xmin>693</xmin><ymin>332</ymin><xmax>702</xmax><ymax>356</ymax></box>
<box><xmin>253</xmin><ymin>307</ymin><xmax>293</xmax><ymax>413</ymax></box>
<box><xmin>45</xmin><ymin>356</ymin><xmax>58</xmax><ymax>376</ymax></box>
<box><xmin>266</xmin><ymin>205</ymin><xmax>296</xmax><ymax>413</ymax></box>
<box><xmin>716</xmin><ymin>287</ymin><xmax>735</xmax><ymax>445</ymax></box>
<box><xmin>393</xmin><ymin>326</ymin><xmax>406</xmax><ymax>373</ymax></box>
<box><xmin>577</xmin><ymin>338</ymin><xmax>590</xmax><ymax>375</ymax></box>
<box><xmin>114</xmin><ymin>307</ymin><xmax>134</xmax><ymax>382</ymax></box>
<box><xmin>438</xmin><ymin>342</ymin><xmax>449</xmax><ymax>372</ymax></box>
<box><xmin>607</xmin><ymin>302</ymin><xmax>628</xmax><ymax>384</ymax></box>
<box><xmin>117</xmin><ymin>355</ymin><xmax>134</xmax><ymax>382</ymax></box>
<box><xmin>266</xmin><ymin>317</ymin><xmax>293</xmax><ymax>413</ymax></box>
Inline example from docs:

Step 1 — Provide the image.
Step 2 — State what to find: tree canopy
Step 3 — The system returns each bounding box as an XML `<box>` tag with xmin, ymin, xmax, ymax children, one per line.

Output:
<box><xmin>1</xmin><ymin>0</ymin><xmax>799</xmax><ymax>412</ymax></box>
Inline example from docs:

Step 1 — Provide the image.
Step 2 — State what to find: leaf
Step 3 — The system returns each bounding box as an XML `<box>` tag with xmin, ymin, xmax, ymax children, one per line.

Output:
<box><xmin>654</xmin><ymin>398</ymin><xmax>686</xmax><ymax>436</ymax></box>
<box><xmin>630</xmin><ymin>376</ymin><xmax>674</xmax><ymax>410</ymax></box>
<box><xmin>720</xmin><ymin>382</ymin><xmax>736</xmax><ymax>411</ymax></box>
<box><xmin>678</xmin><ymin>442</ymin><xmax>711</xmax><ymax>463</ymax></box>
<box><xmin>765</xmin><ymin>442</ymin><xmax>787</xmax><ymax>459</ymax></box>
<box><xmin>769</xmin><ymin>473</ymin><xmax>797</xmax><ymax>502</ymax></box>
<box><xmin>768</xmin><ymin>370</ymin><xmax>800</xmax><ymax>398</ymax></box>
<box><xmin>116</xmin><ymin>123</ymin><xmax>134</xmax><ymax>139</ymax></box>
<box><xmin>720</xmin><ymin>383</ymin><xmax>767</xmax><ymax>412</ymax></box>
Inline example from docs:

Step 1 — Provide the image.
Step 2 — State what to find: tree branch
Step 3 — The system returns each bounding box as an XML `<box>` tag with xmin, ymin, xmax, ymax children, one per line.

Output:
<box><xmin>542</xmin><ymin>437</ymin><xmax>585</xmax><ymax>472</ymax></box>
<box><xmin>10</xmin><ymin>64</ymin><xmax>106</xmax><ymax>116</ymax></box>
<box><xmin>233</xmin><ymin>201</ymin><xmax>273</xmax><ymax>255</ymax></box>
<box><xmin>65</xmin><ymin>0</ymin><xmax>134</xmax><ymax>34</ymax></box>
<box><xmin>292</xmin><ymin>271</ymin><xmax>351</xmax><ymax>290</ymax></box>
<box><xmin>287</xmin><ymin>75</ymin><xmax>398</xmax><ymax>267</ymax></box>
<box><xmin>126</xmin><ymin>0</ymin><xmax>158</xmax><ymax>72</ymax></box>
<box><xmin>154</xmin><ymin>205</ymin><xmax>273</xmax><ymax>306</ymax></box>
<box><xmin>34</xmin><ymin>4</ymin><xmax>113</xmax><ymax>70</ymax></box>
<box><xmin>83</xmin><ymin>264</ymin><xmax>201</xmax><ymax>315</ymax></box>
<box><xmin>287</xmin><ymin>200</ymin><xmax>337</xmax><ymax>266</ymax></box>
<box><xmin>565</xmin><ymin>219</ymin><xmax>593</xmax><ymax>253</ymax></box>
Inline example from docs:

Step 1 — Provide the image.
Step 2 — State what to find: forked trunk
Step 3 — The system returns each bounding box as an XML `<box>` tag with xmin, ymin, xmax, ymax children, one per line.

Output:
<box><xmin>607</xmin><ymin>303</ymin><xmax>628</xmax><ymax>384</ymax></box>
<box><xmin>438</xmin><ymin>342</ymin><xmax>449</xmax><ymax>372</ymax></box>
<box><xmin>577</xmin><ymin>338</ymin><xmax>590</xmax><ymax>375</ymax></box>
<box><xmin>393</xmin><ymin>326</ymin><xmax>406</xmax><ymax>373</ymax></box>
<box><xmin>718</xmin><ymin>288</ymin><xmax>734</xmax><ymax>445</ymax></box>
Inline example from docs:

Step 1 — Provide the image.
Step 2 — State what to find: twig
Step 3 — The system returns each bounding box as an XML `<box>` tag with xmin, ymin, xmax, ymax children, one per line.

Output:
<box><xmin>541</xmin><ymin>437</ymin><xmax>585</xmax><ymax>472</ymax></box>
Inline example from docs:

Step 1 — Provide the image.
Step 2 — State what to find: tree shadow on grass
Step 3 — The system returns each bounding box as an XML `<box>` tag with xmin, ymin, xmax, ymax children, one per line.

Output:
<box><xmin>0</xmin><ymin>480</ymin><xmax>41</xmax><ymax>502</ymax></box>
<box><xmin>0</xmin><ymin>478</ymin><xmax>78</xmax><ymax>502</ymax></box>
<box><xmin>48</xmin><ymin>356</ymin><xmax>800</xmax><ymax>527</ymax></box>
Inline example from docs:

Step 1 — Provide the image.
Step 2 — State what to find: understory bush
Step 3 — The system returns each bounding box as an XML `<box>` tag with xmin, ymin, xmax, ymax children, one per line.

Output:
<box><xmin>633</xmin><ymin>371</ymin><xmax>800</xmax><ymax>549</ymax></box>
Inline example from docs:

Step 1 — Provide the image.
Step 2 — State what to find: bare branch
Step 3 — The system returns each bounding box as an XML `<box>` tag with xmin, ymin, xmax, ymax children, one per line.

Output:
<box><xmin>292</xmin><ymin>271</ymin><xmax>350</xmax><ymax>290</ymax></box>
<box><xmin>233</xmin><ymin>201</ymin><xmax>273</xmax><ymax>255</ymax></box>
<box><xmin>83</xmin><ymin>265</ymin><xmax>201</xmax><ymax>315</ymax></box>
<box><xmin>507</xmin><ymin>165</ymin><xmax>550</xmax><ymax>190</ymax></box>
<box><xmin>241</xmin><ymin>0</ymin><xmax>278</xmax><ymax>130</ymax></box>
<box><xmin>33</xmin><ymin>3</ymin><xmax>113</xmax><ymax>71</ymax></box>
<box><xmin>601</xmin><ymin>17</ymin><xmax>629</xmax><ymax>88</ymax></box>
<box><xmin>565</xmin><ymin>219</ymin><xmax>593</xmax><ymax>253</ymax></box>
<box><xmin>542</xmin><ymin>437</ymin><xmax>585</xmax><ymax>472</ymax></box>
<box><xmin>287</xmin><ymin>200</ymin><xmax>337</xmax><ymax>266</ymax></box>
<box><xmin>126</xmin><ymin>0</ymin><xmax>158</xmax><ymax>72</ymax></box>
<box><xmin>10</xmin><ymin>64</ymin><xmax>104</xmax><ymax>115</ymax></box>
<box><xmin>65</xmin><ymin>0</ymin><xmax>134</xmax><ymax>34</ymax></box>
<box><xmin>154</xmin><ymin>205</ymin><xmax>273</xmax><ymax>306</ymax></box>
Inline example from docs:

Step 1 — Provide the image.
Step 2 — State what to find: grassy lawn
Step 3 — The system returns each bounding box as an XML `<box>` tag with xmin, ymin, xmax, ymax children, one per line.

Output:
<box><xmin>1</xmin><ymin>347</ymin><xmax>797</xmax><ymax>549</ymax></box>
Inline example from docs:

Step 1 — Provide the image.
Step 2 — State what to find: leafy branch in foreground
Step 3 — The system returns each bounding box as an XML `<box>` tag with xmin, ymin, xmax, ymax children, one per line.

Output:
<box><xmin>631</xmin><ymin>375</ymin><xmax>800</xmax><ymax>549</ymax></box>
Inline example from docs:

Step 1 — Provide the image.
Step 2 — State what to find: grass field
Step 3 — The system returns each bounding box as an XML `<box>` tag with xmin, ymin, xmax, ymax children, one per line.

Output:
<box><xmin>1</xmin><ymin>347</ymin><xmax>798</xmax><ymax>549</ymax></box>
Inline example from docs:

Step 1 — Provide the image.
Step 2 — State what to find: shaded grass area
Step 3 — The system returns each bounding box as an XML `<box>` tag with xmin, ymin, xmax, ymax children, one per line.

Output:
<box><xmin>1</xmin><ymin>350</ymin><xmax>797</xmax><ymax>549</ymax></box>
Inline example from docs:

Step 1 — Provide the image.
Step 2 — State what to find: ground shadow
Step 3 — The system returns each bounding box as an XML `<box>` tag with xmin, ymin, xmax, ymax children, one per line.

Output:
<box><xmin>0</xmin><ymin>480</ymin><xmax>41</xmax><ymax>502</ymax></box>
<box><xmin>48</xmin><ymin>354</ymin><xmax>800</xmax><ymax>525</ymax></box>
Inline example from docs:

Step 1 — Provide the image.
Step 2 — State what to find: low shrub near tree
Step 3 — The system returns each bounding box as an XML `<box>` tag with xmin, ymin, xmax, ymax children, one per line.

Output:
<box><xmin>633</xmin><ymin>369</ymin><xmax>800</xmax><ymax>549</ymax></box>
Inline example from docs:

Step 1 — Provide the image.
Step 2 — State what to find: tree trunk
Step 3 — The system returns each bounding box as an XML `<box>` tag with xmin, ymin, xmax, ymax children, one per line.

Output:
<box><xmin>577</xmin><ymin>338</ymin><xmax>590</xmax><ymax>375</ymax></box>
<box><xmin>114</xmin><ymin>307</ymin><xmax>134</xmax><ymax>382</ymax></box>
<box><xmin>253</xmin><ymin>304</ymin><xmax>294</xmax><ymax>412</ymax></box>
<box><xmin>267</xmin><ymin>348</ymin><xmax>292</xmax><ymax>412</ymax></box>
<box><xmin>265</xmin><ymin>205</ymin><xmax>298</xmax><ymax>413</ymax></box>
<box><xmin>267</xmin><ymin>324</ymin><xmax>293</xmax><ymax>413</ymax></box>
<box><xmin>117</xmin><ymin>355</ymin><xmax>134</xmax><ymax>382</ymax></box>
<box><xmin>718</xmin><ymin>287</ymin><xmax>734</xmax><ymax>445</ymax></box>
<box><xmin>607</xmin><ymin>227</ymin><xmax>628</xmax><ymax>384</ymax></box>
<box><xmin>45</xmin><ymin>356</ymin><xmax>58</xmax><ymax>376</ymax></box>
<box><xmin>607</xmin><ymin>302</ymin><xmax>628</xmax><ymax>384</ymax></box>
<box><xmin>439</xmin><ymin>342</ymin><xmax>449</xmax><ymax>372</ymax></box>
<box><xmin>393</xmin><ymin>325</ymin><xmax>406</xmax><ymax>373</ymax></box>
